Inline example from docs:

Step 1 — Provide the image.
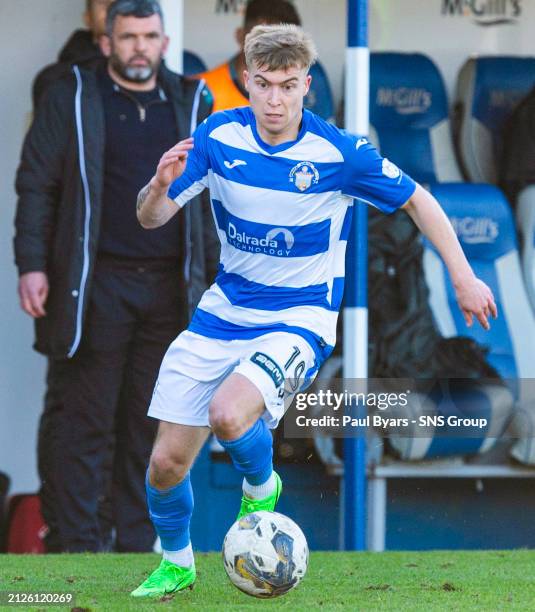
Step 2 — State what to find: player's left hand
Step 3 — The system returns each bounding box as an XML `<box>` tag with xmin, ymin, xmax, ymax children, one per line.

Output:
<box><xmin>454</xmin><ymin>276</ymin><xmax>497</xmax><ymax>330</ymax></box>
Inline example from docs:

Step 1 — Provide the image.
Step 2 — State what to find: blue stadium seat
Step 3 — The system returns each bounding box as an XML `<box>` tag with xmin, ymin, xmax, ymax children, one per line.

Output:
<box><xmin>423</xmin><ymin>184</ymin><xmax>535</xmax><ymax>380</ymax></box>
<box><xmin>368</xmin><ymin>53</ymin><xmax>516</xmax><ymax>461</ymax></box>
<box><xmin>182</xmin><ymin>50</ymin><xmax>207</xmax><ymax>77</ymax></box>
<box><xmin>363</xmin><ymin>169</ymin><xmax>535</xmax><ymax>543</ymax></box>
<box><xmin>454</xmin><ymin>56</ymin><xmax>535</xmax><ymax>183</ymax></box>
<box><xmin>305</xmin><ymin>61</ymin><xmax>335</xmax><ymax>123</ymax></box>
<box><xmin>369</xmin><ymin>52</ymin><xmax>462</xmax><ymax>184</ymax></box>
<box><xmin>422</xmin><ymin>184</ymin><xmax>535</xmax><ymax>462</ymax></box>
<box><xmin>516</xmin><ymin>186</ymin><xmax>535</xmax><ymax>313</ymax></box>
<box><xmin>389</xmin><ymin>184</ymin><xmax>535</xmax><ymax>461</ymax></box>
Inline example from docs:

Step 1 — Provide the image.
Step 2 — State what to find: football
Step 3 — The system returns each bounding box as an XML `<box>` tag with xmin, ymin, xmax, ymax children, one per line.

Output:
<box><xmin>222</xmin><ymin>511</ymin><xmax>309</xmax><ymax>598</ymax></box>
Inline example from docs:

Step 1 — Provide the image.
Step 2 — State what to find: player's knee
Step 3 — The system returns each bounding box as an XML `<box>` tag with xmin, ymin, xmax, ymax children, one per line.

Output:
<box><xmin>209</xmin><ymin>399</ymin><xmax>243</xmax><ymax>439</ymax></box>
<box><xmin>149</xmin><ymin>449</ymin><xmax>188</xmax><ymax>489</ymax></box>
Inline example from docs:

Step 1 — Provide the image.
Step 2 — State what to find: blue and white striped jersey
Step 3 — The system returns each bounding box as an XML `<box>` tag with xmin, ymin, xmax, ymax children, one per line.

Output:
<box><xmin>168</xmin><ymin>107</ymin><xmax>416</xmax><ymax>365</ymax></box>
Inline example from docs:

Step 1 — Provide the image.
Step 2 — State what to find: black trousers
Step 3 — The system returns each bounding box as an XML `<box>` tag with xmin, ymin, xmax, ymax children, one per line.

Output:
<box><xmin>38</xmin><ymin>256</ymin><xmax>187</xmax><ymax>552</ymax></box>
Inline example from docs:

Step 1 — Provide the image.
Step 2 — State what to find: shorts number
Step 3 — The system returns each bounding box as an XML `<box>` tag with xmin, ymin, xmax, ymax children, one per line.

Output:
<box><xmin>284</xmin><ymin>346</ymin><xmax>301</xmax><ymax>370</ymax></box>
<box><xmin>284</xmin><ymin>346</ymin><xmax>306</xmax><ymax>393</ymax></box>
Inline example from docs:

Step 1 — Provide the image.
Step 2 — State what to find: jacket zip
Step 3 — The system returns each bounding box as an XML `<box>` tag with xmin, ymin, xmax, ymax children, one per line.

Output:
<box><xmin>185</xmin><ymin>79</ymin><xmax>207</xmax><ymax>311</ymax></box>
<box><xmin>68</xmin><ymin>65</ymin><xmax>92</xmax><ymax>358</ymax></box>
<box><xmin>113</xmin><ymin>83</ymin><xmax>168</xmax><ymax>122</ymax></box>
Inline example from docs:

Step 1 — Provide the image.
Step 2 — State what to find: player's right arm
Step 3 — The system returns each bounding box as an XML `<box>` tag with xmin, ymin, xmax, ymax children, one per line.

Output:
<box><xmin>137</xmin><ymin>137</ymin><xmax>194</xmax><ymax>229</ymax></box>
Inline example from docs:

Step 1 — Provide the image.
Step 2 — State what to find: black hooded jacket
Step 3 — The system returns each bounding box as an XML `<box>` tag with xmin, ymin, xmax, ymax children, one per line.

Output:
<box><xmin>15</xmin><ymin>63</ymin><xmax>216</xmax><ymax>359</ymax></box>
<box><xmin>32</xmin><ymin>29</ymin><xmax>103</xmax><ymax>108</ymax></box>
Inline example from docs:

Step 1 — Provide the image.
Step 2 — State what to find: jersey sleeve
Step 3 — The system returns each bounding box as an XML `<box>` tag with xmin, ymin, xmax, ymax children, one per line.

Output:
<box><xmin>341</xmin><ymin>135</ymin><xmax>416</xmax><ymax>214</ymax></box>
<box><xmin>168</xmin><ymin>117</ymin><xmax>211</xmax><ymax>208</ymax></box>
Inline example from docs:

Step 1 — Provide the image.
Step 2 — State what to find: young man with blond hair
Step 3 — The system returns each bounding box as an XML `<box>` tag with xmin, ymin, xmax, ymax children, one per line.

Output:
<box><xmin>132</xmin><ymin>24</ymin><xmax>496</xmax><ymax>596</ymax></box>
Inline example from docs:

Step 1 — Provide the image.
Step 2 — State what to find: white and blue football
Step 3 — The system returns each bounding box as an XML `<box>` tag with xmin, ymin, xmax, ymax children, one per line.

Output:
<box><xmin>222</xmin><ymin>511</ymin><xmax>309</xmax><ymax>598</ymax></box>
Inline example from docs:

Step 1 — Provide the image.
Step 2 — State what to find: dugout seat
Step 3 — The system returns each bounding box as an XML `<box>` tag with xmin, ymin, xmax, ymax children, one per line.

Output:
<box><xmin>362</xmin><ymin>184</ymin><xmax>535</xmax><ymax>551</ymax></box>
<box><xmin>423</xmin><ymin>184</ymin><xmax>535</xmax><ymax>379</ymax></box>
<box><xmin>183</xmin><ymin>50</ymin><xmax>207</xmax><ymax>76</ymax></box>
<box><xmin>421</xmin><ymin>184</ymin><xmax>535</xmax><ymax>462</ymax></box>
<box><xmin>516</xmin><ymin>186</ymin><xmax>535</xmax><ymax>312</ymax></box>
<box><xmin>369</xmin><ymin>52</ymin><xmax>462</xmax><ymax>184</ymax></box>
<box><xmin>385</xmin><ymin>184</ymin><xmax>535</xmax><ymax>462</ymax></box>
<box><xmin>454</xmin><ymin>56</ymin><xmax>535</xmax><ymax>184</ymax></box>
<box><xmin>366</xmin><ymin>52</ymin><xmax>519</xmax><ymax>462</ymax></box>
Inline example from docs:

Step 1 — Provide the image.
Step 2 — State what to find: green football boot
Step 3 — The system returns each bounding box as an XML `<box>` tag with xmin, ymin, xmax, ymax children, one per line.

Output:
<box><xmin>237</xmin><ymin>471</ymin><xmax>283</xmax><ymax>520</ymax></box>
<box><xmin>130</xmin><ymin>559</ymin><xmax>196</xmax><ymax>598</ymax></box>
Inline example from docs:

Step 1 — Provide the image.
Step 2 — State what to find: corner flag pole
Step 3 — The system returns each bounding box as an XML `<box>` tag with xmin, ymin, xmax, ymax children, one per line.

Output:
<box><xmin>343</xmin><ymin>0</ymin><xmax>369</xmax><ymax>551</ymax></box>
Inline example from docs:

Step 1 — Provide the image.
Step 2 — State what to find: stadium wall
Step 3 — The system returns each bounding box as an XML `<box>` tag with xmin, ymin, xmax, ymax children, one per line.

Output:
<box><xmin>0</xmin><ymin>0</ymin><xmax>83</xmax><ymax>495</ymax></box>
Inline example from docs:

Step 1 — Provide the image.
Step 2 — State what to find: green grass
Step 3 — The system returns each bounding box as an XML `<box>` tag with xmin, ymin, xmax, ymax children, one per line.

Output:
<box><xmin>1</xmin><ymin>551</ymin><xmax>534</xmax><ymax>611</ymax></box>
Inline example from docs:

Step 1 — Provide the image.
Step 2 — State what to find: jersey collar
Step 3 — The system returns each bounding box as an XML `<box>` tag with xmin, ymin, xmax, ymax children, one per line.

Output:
<box><xmin>248</xmin><ymin>107</ymin><xmax>310</xmax><ymax>155</ymax></box>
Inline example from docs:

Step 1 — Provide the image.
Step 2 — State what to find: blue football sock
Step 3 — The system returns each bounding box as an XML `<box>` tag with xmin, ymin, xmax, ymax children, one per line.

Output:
<box><xmin>145</xmin><ymin>471</ymin><xmax>193</xmax><ymax>552</ymax></box>
<box><xmin>217</xmin><ymin>419</ymin><xmax>273</xmax><ymax>486</ymax></box>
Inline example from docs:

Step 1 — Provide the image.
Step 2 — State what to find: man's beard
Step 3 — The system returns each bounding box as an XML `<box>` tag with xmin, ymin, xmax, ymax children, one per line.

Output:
<box><xmin>109</xmin><ymin>54</ymin><xmax>160</xmax><ymax>83</ymax></box>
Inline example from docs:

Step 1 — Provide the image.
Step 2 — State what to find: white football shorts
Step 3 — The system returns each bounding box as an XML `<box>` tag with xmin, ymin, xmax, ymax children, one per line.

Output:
<box><xmin>148</xmin><ymin>330</ymin><xmax>318</xmax><ymax>428</ymax></box>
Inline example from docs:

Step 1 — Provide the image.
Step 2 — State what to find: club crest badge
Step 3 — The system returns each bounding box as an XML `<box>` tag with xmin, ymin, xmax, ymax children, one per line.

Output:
<box><xmin>289</xmin><ymin>161</ymin><xmax>320</xmax><ymax>192</ymax></box>
<box><xmin>382</xmin><ymin>158</ymin><xmax>401</xmax><ymax>179</ymax></box>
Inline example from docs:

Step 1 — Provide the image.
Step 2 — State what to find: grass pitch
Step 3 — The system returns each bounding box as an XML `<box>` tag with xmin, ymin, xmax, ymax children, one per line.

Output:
<box><xmin>1</xmin><ymin>550</ymin><xmax>534</xmax><ymax>610</ymax></box>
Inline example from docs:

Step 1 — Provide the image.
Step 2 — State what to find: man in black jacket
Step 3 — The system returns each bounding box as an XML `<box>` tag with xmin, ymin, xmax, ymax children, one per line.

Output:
<box><xmin>28</xmin><ymin>0</ymin><xmax>114</xmax><ymax>555</ymax></box>
<box><xmin>15</xmin><ymin>0</ymin><xmax>214</xmax><ymax>553</ymax></box>
<box><xmin>33</xmin><ymin>0</ymin><xmax>113</xmax><ymax>108</ymax></box>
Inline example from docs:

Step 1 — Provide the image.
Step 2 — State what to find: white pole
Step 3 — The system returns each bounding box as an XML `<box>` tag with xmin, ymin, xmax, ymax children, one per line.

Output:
<box><xmin>160</xmin><ymin>0</ymin><xmax>184</xmax><ymax>74</ymax></box>
<box><xmin>343</xmin><ymin>0</ymin><xmax>369</xmax><ymax>552</ymax></box>
<box><xmin>344</xmin><ymin>9</ymin><xmax>369</xmax><ymax>386</ymax></box>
